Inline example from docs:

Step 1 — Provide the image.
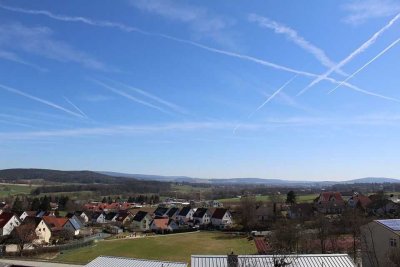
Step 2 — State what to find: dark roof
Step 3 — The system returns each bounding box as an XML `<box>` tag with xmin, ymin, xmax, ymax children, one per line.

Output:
<box><xmin>65</xmin><ymin>213</ymin><xmax>75</xmax><ymax>219</ymax></box>
<box><xmin>0</xmin><ymin>212</ymin><xmax>16</xmax><ymax>228</ymax></box>
<box><xmin>178</xmin><ymin>206</ymin><xmax>192</xmax><ymax>217</ymax></box>
<box><xmin>154</xmin><ymin>207</ymin><xmax>169</xmax><ymax>216</ymax></box>
<box><xmin>166</xmin><ymin>207</ymin><xmax>179</xmax><ymax>218</ymax></box>
<box><xmin>211</xmin><ymin>208</ymin><xmax>228</xmax><ymax>219</ymax></box>
<box><xmin>115</xmin><ymin>211</ymin><xmax>131</xmax><ymax>222</ymax></box>
<box><xmin>193</xmin><ymin>208</ymin><xmax>208</xmax><ymax>218</ymax></box>
<box><xmin>75</xmin><ymin>211</ymin><xmax>86</xmax><ymax>216</ymax></box>
<box><xmin>92</xmin><ymin>212</ymin><xmax>104</xmax><ymax>219</ymax></box>
<box><xmin>21</xmin><ymin>216</ymin><xmax>42</xmax><ymax>227</ymax></box>
<box><xmin>132</xmin><ymin>211</ymin><xmax>148</xmax><ymax>222</ymax></box>
<box><xmin>105</xmin><ymin>212</ymin><xmax>117</xmax><ymax>220</ymax></box>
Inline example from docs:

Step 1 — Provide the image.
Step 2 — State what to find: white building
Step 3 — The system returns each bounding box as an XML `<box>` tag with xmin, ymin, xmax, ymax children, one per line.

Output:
<box><xmin>0</xmin><ymin>212</ymin><xmax>21</xmax><ymax>236</ymax></box>
<box><xmin>211</xmin><ymin>208</ymin><xmax>233</xmax><ymax>229</ymax></box>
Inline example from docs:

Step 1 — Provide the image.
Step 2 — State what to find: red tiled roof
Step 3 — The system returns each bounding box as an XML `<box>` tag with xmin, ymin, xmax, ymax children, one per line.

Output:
<box><xmin>351</xmin><ymin>194</ymin><xmax>372</xmax><ymax>209</ymax></box>
<box><xmin>319</xmin><ymin>192</ymin><xmax>344</xmax><ymax>205</ymax></box>
<box><xmin>152</xmin><ymin>218</ymin><xmax>169</xmax><ymax>230</ymax></box>
<box><xmin>42</xmin><ymin>216</ymin><xmax>68</xmax><ymax>230</ymax></box>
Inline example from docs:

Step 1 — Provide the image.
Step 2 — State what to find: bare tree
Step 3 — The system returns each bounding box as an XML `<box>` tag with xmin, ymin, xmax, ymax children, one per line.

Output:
<box><xmin>239</xmin><ymin>195</ymin><xmax>257</xmax><ymax>232</ymax></box>
<box><xmin>7</xmin><ymin>224</ymin><xmax>37</xmax><ymax>256</ymax></box>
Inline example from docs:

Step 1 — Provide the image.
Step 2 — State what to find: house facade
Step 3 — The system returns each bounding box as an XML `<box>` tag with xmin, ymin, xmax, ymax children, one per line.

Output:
<box><xmin>192</xmin><ymin>208</ymin><xmax>211</xmax><ymax>226</ymax></box>
<box><xmin>150</xmin><ymin>218</ymin><xmax>178</xmax><ymax>233</ymax></box>
<box><xmin>176</xmin><ymin>207</ymin><xmax>195</xmax><ymax>223</ymax></box>
<box><xmin>314</xmin><ymin>192</ymin><xmax>345</xmax><ymax>214</ymax></box>
<box><xmin>211</xmin><ymin>208</ymin><xmax>233</xmax><ymax>229</ymax></box>
<box><xmin>361</xmin><ymin>219</ymin><xmax>400</xmax><ymax>267</ymax></box>
<box><xmin>0</xmin><ymin>212</ymin><xmax>21</xmax><ymax>236</ymax></box>
<box><xmin>131</xmin><ymin>211</ymin><xmax>152</xmax><ymax>232</ymax></box>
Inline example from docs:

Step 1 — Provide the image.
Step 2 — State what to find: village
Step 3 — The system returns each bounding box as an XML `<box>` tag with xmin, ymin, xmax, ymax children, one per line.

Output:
<box><xmin>0</xmin><ymin>189</ymin><xmax>399</xmax><ymax>266</ymax></box>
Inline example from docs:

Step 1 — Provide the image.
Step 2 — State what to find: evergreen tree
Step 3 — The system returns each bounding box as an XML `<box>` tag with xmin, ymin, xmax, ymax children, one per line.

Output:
<box><xmin>39</xmin><ymin>195</ymin><xmax>51</xmax><ymax>211</ymax></box>
<box><xmin>12</xmin><ymin>196</ymin><xmax>24</xmax><ymax>214</ymax></box>
<box><xmin>30</xmin><ymin>198</ymin><xmax>41</xmax><ymax>211</ymax></box>
<box><xmin>286</xmin><ymin>190</ymin><xmax>297</xmax><ymax>204</ymax></box>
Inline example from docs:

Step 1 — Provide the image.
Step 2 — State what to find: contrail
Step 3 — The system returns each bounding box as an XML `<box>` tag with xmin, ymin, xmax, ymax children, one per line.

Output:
<box><xmin>106</xmin><ymin>79</ymin><xmax>187</xmax><ymax>115</ymax></box>
<box><xmin>234</xmin><ymin>75</ymin><xmax>298</xmax><ymax>134</ymax></box>
<box><xmin>0</xmin><ymin>4</ymin><xmax>367</xmax><ymax>91</ymax></box>
<box><xmin>63</xmin><ymin>97</ymin><xmax>89</xmax><ymax>118</ymax></box>
<box><xmin>298</xmin><ymin>12</ymin><xmax>400</xmax><ymax>96</ymax></box>
<box><xmin>90</xmin><ymin>79</ymin><xmax>172</xmax><ymax>115</ymax></box>
<box><xmin>3</xmin><ymin>4</ymin><xmax>397</xmax><ymax>102</ymax></box>
<box><xmin>249</xmin><ymin>14</ymin><xmax>347</xmax><ymax>76</ymax></box>
<box><xmin>328</xmin><ymin>37</ymin><xmax>400</xmax><ymax>97</ymax></box>
<box><xmin>0</xmin><ymin>83</ymin><xmax>84</xmax><ymax>118</ymax></box>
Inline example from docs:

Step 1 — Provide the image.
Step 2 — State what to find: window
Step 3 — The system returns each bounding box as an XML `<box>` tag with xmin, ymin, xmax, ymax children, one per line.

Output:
<box><xmin>390</xmin><ymin>238</ymin><xmax>397</xmax><ymax>247</ymax></box>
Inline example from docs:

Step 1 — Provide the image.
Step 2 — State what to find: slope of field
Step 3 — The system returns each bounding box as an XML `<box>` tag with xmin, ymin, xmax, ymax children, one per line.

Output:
<box><xmin>0</xmin><ymin>184</ymin><xmax>37</xmax><ymax>197</ymax></box>
<box><xmin>56</xmin><ymin>231</ymin><xmax>256</xmax><ymax>264</ymax></box>
<box><xmin>218</xmin><ymin>194</ymin><xmax>318</xmax><ymax>204</ymax></box>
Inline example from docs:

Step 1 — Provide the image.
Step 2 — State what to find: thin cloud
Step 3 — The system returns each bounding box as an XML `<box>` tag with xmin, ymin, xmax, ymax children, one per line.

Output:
<box><xmin>63</xmin><ymin>97</ymin><xmax>89</xmax><ymax>118</ymax></box>
<box><xmin>0</xmin><ymin>22</ymin><xmax>112</xmax><ymax>71</ymax></box>
<box><xmin>249</xmin><ymin>14</ymin><xmax>346</xmax><ymax>76</ymax></box>
<box><xmin>0</xmin><ymin>49</ymin><xmax>47</xmax><ymax>72</ymax></box>
<box><xmin>130</xmin><ymin>0</ymin><xmax>235</xmax><ymax>47</ymax></box>
<box><xmin>2</xmin><ymin>3</ymin><xmax>396</xmax><ymax>102</ymax></box>
<box><xmin>298</xmin><ymin>12</ymin><xmax>400</xmax><ymax>96</ymax></box>
<box><xmin>0</xmin><ymin>83</ymin><xmax>84</xmax><ymax>118</ymax></box>
<box><xmin>342</xmin><ymin>0</ymin><xmax>400</xmax><ymax>25</ymax></box>
<box><xmin>90</xmin><ymin>79</ymin><xmax>172</xmax><ymax>115</ymax></box>
<box><xmin>329</xmin><ymin>37</ymin><xmax>400</xmax><ymax>97</ymax></box>
<box><xmin>107</xmin><ymin>79</ymin><xmax>187</xmax><ymax>115</ymax></box>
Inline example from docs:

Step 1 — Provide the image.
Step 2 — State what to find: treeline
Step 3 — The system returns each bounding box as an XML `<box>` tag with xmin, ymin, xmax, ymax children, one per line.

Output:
<box><xmin>11</xmin><ymin>195</ymin><xmax>77</xmax><ymax>214</ymax></box>
<box><xmin>100</xmin><ymin>195</ymin><xmax>160</xmax><ymax>204</ymax></box>
<box><xmin>32</xmin><ymin>181</ymin><xmax>170</xmax><ymax>195</ymax></box>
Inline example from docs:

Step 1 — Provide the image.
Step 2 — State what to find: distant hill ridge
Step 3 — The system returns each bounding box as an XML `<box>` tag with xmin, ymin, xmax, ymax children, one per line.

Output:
<box><xmin>0</xmin><ymin>169</ymin><xmax>399</xmax><ymax>185</ymax></box>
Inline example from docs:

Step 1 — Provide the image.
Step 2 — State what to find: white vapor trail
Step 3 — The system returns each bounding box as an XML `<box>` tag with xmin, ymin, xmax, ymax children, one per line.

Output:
<box><xmin>106</xmin><ymin>79</ymin><xmax>187</xmax><ymax>115</ymax></box>
<box><xmin>2</xmin><ymin>4</ymin><xmax>397</xmax><ymax>102</ymax></box>
<box><xmin>0</xmin><ymin>84</ymin><xmax>84</xmax><ymax>118</ymax></box>
<box><xmin>90</xmin><ymin>79</ymin><xmax>172</xmax><ymax>115</ymax></box>
<box><xmin>234</xmin><ymin>75</ymin><xmax>298</xmax><ymax>134</ymax></box>
<box><xmin>328</xmin><ymin>37</ymin><xmax>400</xmax><ymax>96</ymax></box>
<box><xmin>248</xmin><ymin>14</ymin><xmax>347</xmax><ymax>76</ymax></box>
<box><xmin>63</xmin><ymin>97</ymin><xmax>89</xmax><ymax>118</ymax></box>
<box><xmin>298</xmin><ymin>12</ymin><xmax>400</xmax><ymax>96</ymax></box>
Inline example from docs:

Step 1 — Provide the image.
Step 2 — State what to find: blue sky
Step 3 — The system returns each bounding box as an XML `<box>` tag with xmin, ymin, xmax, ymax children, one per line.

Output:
<box><xmin>1</xmin><ymin>0</ymin><xmax>400</xmax><ymax>180</ymax></box>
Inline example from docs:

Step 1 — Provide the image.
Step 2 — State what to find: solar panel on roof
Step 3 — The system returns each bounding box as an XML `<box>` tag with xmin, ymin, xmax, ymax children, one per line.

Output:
<box><xmin>377</xmin><ymin>219</ymin><xmax>400</xmax><ymax>231</ymax></box>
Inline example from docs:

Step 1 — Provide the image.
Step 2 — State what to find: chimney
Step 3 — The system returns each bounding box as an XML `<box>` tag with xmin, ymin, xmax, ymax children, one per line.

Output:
<box><xmin>227</xmin><ymin>252</ymin><xmax>238</xmax><ymax>267</ymax></box>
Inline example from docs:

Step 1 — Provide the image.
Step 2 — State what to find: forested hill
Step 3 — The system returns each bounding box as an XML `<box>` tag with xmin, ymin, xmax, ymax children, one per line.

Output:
<box><xmin>0</xmin><ymin>168</ymin><xmax>130</xmax><ymax>184</ymax></box>
<box><xmin>0</xmin><ymin>168</ymin><xmax>171</xmax><ymax>195</ymax></box>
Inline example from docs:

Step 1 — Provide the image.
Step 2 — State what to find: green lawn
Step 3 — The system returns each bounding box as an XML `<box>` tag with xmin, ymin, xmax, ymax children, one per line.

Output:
<box><xmin>218</xmin><ymin>194</ymin><xmax>318</xmax><ymax>204</ymax></box>
<box><xmin>56</xmin><ymin>231</ymin><xmax>256</xmax><ymax>264</ymax></box>
<box><xmin>0</xmin><ymin>184</ymin><xmax>36</xmax><ymax>197</ymax></box>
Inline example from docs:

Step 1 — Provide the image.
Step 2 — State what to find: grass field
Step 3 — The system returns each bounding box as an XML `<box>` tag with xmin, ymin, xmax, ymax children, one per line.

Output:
<box><xmin>56</xmin><ymin>231</ymin><xmax>256</xmax><ymax>264</ymax></box>
<box><xmin>0</xmin><ymin>184</ymin><xmax>36</xmax><ymax>197</ymax></box>
<box><xmin>218</xmin><ymin>194</ymin><xmax>318</xmax><ymax>204</ymax></box>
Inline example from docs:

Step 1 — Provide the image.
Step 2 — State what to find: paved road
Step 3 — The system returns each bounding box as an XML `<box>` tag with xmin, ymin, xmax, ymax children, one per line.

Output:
<box><xmin>0</xmin><ymin>259</ymin><xmax>82</xmax><ymax>267</ymax></box>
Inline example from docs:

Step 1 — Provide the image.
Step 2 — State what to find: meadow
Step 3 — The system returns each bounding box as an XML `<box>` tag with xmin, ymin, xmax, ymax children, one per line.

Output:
<box><xmin>56</xmin><ymin>231</ymin><xmax>256</xmax><ymax>264</ymax></box>
<box><xmin>218</xmin><ymin>193</ymin><xmax>318</xmax><ymax>204</ymax></box>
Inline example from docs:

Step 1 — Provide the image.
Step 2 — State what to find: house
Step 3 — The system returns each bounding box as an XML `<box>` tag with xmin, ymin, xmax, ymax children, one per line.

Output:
<box><xmin>154</xmin><ymin>207</ymin><xmax>169</xmax><ymax>217</ymax></box>
<box><xmin>84</xmin><ymin>256</ymin><xmax>187</xmax><ymax>267</ymax></box>
<box><xmin>176</xmin><ymin>206</ymin><xmax>195</xmax><ymax>223</ymax></box>
<box><xmin>22</xmin><ymin>216</ymin><xmax>51</xmax><ymax>244</ymax></box>
<box><xmin>19</xmin><ymin>211</ymin><xmax>38</xmax><ymax>221</ymax></box>
<box><xmin>0</xmin><ymin>212</ymin><xmax>21</xmax><ymax>236</ymax></box>
<box><xmin>361</xmin><ymin>219</ymin><xmax>400</xmax><ymax>267</ymax></box>
<box><xmin>191</xmin><ymin>254</ymin><xmax>355</xmax><ymax>267</ymax></box>
<box><xmin>105</xmin><ymin>212</ymin><xmax>118</xmax><ymax>222</ymax></box>
<box><xmin>366</xmin><ymin>195</ymin><xmax>400</xmax><ymax>217</ymax></box>
<box><xmin>314</xmin><ymin>191</ymin><xmax>345</xmax><ymax>214</ymax></box>
<box><xmin>91</xmin><ymin>212</ymin><xmax>106</xmax><ymax>224</ymax></box>
<box><xmin>67</xmin><ymin>211</ymin><xmax>89</xmax><ymax>224</ymax></box>
<box><xmin>347</xmin><ymin>192</ymin><xmax>372</xmax><ymax>210</ymax></box>
<box><xmin>211</xmin><ymin>208</ymin><xmax>233</xmax><ymax>229</ymax></box>
<box><xmin>166</xmin><ymin>207</ymin><xmax>180</xmax><ymax>219</ymax></box>
<box><xmin>288</xmin><ymin>203</ymin><xmax>315</xmax><ymax>220</ymax></box>
<box><xmin>115</xmin><ymin>211</ymin><xmax>133</xmax><ymax>226</ymax></box>
<box><xmin>131</xmin><ymin>211</ymin><xmax>152</xmax><ymax>231</ymax></box>
<box><xmin>41</xmin><ymin>216</ymin><xmax>68</xmax><ymax>234</ymax></box>
<box><xmin>192</xmin><ymin>208</ymin><xmax>212</xmax><ymax>226</ymax></box>
<box><xmin>65</xmin><ymin>215</ymin><xmax>84</xmax><ymax>235</ymax></box>
<box><xmin>150</xmin><ymin>218</ymin><xmax>178</xmax><ymax>233</ymax></box>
